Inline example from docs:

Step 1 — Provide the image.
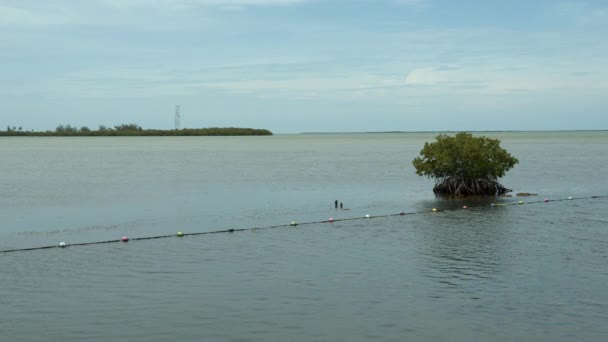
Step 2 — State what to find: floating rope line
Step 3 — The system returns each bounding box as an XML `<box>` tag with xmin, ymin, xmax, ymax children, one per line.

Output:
<box><xmin>1</xmin><ymin>195</ymin><xmax>605</xmax><ymax>254</ymax></box>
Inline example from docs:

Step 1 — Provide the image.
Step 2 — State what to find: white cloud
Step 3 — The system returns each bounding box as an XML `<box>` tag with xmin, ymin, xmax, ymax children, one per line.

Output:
<box><xmin>404</xmin><ymin>67</ymin><xmax>440</xmax><ymax>85</ymax></box>
<box><xmin>402</xmin><ymin>62</ymin><xmax>608</xmax><ymax>96</ymax></box>
<box><xmin>404</xmin><ymin>67</ymin><xmax>485</xmax><ymax>88</ymax></box>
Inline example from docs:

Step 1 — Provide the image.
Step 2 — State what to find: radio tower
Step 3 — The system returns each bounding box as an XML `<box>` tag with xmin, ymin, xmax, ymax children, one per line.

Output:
<box><xmin>175</xmin><ymin>105</ymin><xmax>181</xmax><ymax>130</ymax></box>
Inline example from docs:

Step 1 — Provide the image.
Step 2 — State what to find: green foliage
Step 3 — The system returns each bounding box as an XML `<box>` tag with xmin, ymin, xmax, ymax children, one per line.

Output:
<box><xmin>55</xmin><ymin>124</ymin><xmax>78</xmax><ymax>133</ymax></box>
<box><xmin>114</xmin><ymin>123</ymin><xmax>142</xmax><ymax>131</ymax></box>
<box><xmin>412</xmin><ymin>132</ymin><xmax>519</xmax><ymax>196</ymax></box>
<box><xmin>0</xmin><ymin>123</ymin><xmax>273</xmax><ymax>137</ymax></box>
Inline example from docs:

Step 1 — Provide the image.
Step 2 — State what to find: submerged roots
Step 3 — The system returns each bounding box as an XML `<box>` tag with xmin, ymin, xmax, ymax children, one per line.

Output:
<box><xmin>433</xmin><ymin>177</ymin><xmax>511</xmax><ymax>197</ymax></box>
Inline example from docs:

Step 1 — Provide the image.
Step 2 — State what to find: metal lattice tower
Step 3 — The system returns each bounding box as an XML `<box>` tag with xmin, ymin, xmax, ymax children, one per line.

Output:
<box><xmin>175</xmin><ymin>105</ymin><xmax>181</xmax><ymax>130</ymax></box>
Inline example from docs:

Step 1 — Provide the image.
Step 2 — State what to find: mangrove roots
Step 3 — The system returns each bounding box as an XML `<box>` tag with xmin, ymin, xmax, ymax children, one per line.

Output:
<box><xmin>433</xmin><ymin>177</ymin><xmax>511</xmax><ymax>197</ymax></box>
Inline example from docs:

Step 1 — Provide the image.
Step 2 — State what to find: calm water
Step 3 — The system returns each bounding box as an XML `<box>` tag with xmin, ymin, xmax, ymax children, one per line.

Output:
<box><xmin>1</xmin><ymin>132</ymin><xmax>607</xmax><ymax>341</ymax></box>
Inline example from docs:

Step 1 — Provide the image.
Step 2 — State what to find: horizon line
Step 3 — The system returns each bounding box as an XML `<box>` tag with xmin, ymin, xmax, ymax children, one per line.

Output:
<box><xmin>294</xmin><ymin>129</ymin><xmax>608</xmax><ymax>134</ymax></box>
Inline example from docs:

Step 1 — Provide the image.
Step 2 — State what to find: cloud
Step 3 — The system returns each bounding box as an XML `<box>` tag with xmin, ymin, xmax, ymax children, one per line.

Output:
<box><xmin>550</xmin><ymin>2</ymin><xmax>608</xmax><ymax>26</ymax></box>
<box><xmin>404</xmin><ymin>67</ymin><xmax>440</xmax><ymax>85</ymax></box>
<box><xmin>402</xmin><ymin>64</ymin><xmax>608</xmax><ymax>95</ymax></box>
<box><xmin>0</xmin><ymin>3</ymin><xmax>71</xmax><ymax>27</ymax></box>
<box><xmin>101</xmin><ymin>0</ymin><xmax>307</xmax><ymax>11</ymax></box>
<box><xmin>404</xmin><ymin>67</ymin><xmax>484</xmax><ymax>89</ymax></box>
<box><xmin>0</xmin><ymin>0</ymin><xmax>308</xmax><ymax>29</ymax></box>
<box><xmin>0</xmin><ymin>0</ymin><xmax>309</xmax><ymax>29</ymax></box>
<box><xmin>392</xmin><ymin>0</ymin><xmax>428</xmax><ymax>6</ymax></box>
<box><xmin>5</xmin><ymin>57</ymin><xmax>410</xmax><ymax>101</ymax></box>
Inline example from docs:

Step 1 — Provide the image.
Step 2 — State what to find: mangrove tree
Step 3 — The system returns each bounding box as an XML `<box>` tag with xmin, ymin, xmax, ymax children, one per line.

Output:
<box><xmin>412</xmin><ymin>132</ymin><xmax>519</xmax><ymax>197</ymax></box>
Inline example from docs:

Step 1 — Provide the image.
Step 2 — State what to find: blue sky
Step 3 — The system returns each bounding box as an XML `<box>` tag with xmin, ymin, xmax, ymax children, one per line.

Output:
<box><xmin>1</xmin><ymin>0</ymin><xmax>607</xmax><ymax>133</ymax></box>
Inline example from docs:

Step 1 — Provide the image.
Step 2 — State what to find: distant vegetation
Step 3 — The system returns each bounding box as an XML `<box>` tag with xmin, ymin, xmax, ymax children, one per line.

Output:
<box><xmin>1</xmin><ymin>124</ymin><xmax>273</xmax><ymax>136</ymax></box>
<box><xmin>412</xmin><ymin>132</ymin><xmax>519</xmax><ymax>197</ymax></box>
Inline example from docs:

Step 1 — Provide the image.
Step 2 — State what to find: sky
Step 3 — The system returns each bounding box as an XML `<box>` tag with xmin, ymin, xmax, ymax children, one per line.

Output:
<box><xmin>1</xmin><ymin>0</ymin><xmax>607</xmax><ymax>133</ymax></box>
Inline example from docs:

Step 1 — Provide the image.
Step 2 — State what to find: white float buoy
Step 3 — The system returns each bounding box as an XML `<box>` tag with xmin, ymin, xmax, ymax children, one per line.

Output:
<box><xmin>568</xmin><ymin>196</ymin><xmax>573</xmax><ymax>200</ymax></box>
<box><xmin>58</xmin><ymin>242</ymin><xmax>66</xmax><ymax>248</ymax></box>
<box><xmin>365</xmin><ymin>214</ymin><xmax>370</xmax><ymax>218</ymax></box>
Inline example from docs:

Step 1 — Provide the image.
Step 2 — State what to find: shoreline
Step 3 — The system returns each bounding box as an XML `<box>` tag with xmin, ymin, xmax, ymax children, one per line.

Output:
<box><xmin>0</xmin><ymin>127</ymin><xmax>273</xmax><ymax>137</ymax></box>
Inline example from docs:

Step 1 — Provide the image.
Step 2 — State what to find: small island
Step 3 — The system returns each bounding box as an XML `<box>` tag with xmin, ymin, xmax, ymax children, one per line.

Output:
<box><xmin>1</xmin><ymin>124</ymin><xmax>273</xmax><ymax>137</ymax></box>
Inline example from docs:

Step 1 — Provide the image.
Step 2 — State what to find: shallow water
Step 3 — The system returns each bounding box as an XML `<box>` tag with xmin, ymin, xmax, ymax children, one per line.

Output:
<box><xmin>1</xmin><ymin>132</ymin><xmax>607</xmax><ymax>341</ymax></box>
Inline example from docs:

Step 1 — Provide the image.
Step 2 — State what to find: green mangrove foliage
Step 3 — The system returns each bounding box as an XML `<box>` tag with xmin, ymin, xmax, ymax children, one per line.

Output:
<box><xmin>0</xmin><ymin>124</ymin><xmax>273</xmax><ymax>136</ymax></box>
<box><xmin>412</xmin><ymin>132</ymin><xmax>519</xmax><ymax>197</ymax></box>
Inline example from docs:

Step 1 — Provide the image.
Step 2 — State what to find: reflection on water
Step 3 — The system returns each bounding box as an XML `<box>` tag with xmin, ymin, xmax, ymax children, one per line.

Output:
<box><xmin>1</xmin><ymin>198</ymin><xmax>607</xmax><ymax>342</ymax></box>
<box><xmin>414</xmin><ymin>206</ymin><xmax>513</xmax><ymax>290</ymax></box>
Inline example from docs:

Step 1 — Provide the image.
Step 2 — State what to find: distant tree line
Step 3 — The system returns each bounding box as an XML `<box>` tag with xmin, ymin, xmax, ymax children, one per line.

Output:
<box><xmin>0</xmin><ymin>124</ymin><xmax>273</xmax><ymax>136</ymax></box>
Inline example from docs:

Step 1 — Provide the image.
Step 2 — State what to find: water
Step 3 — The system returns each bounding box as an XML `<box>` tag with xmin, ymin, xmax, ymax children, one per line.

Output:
<box><xmin>1</xmin><ymin>132</ymin><xmax>607</xmax><ymax>341</ymax></box>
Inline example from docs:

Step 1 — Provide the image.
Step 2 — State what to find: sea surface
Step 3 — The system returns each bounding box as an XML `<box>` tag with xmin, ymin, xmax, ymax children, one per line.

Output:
<box><xmin>1</xmin><ymin>131</ymin><xmax>607</xmax><ymax>341</ymax></box>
